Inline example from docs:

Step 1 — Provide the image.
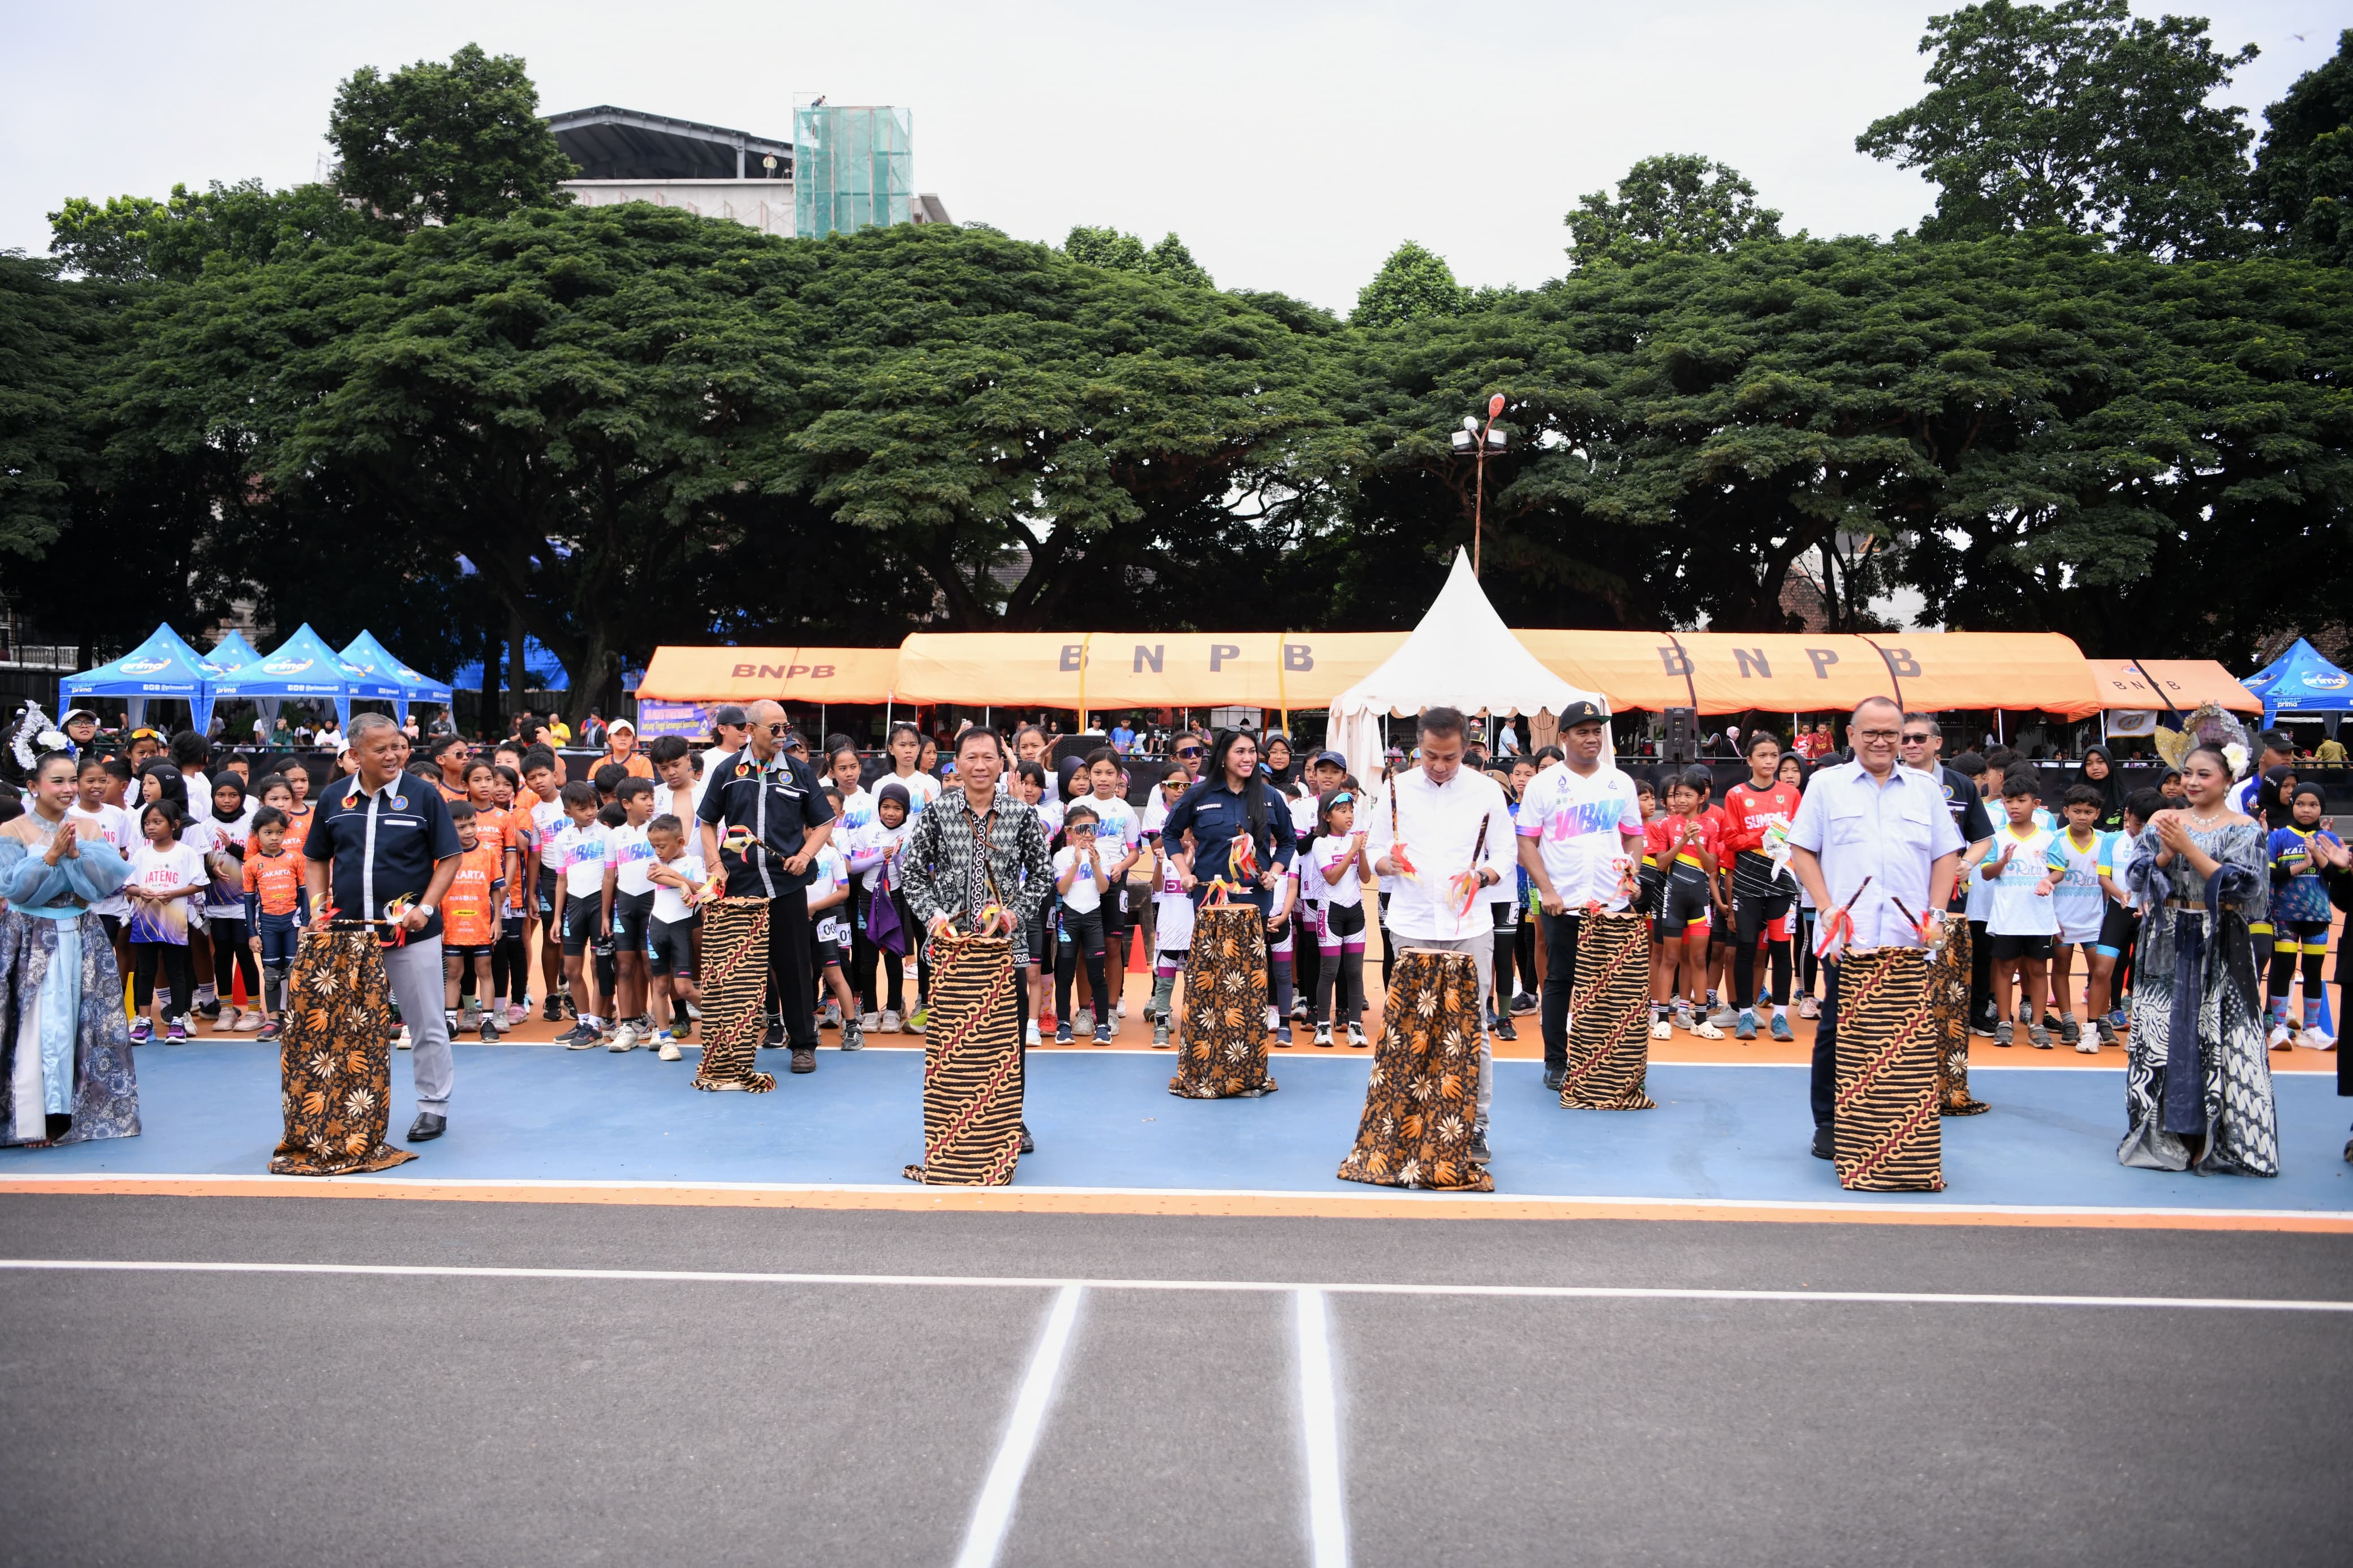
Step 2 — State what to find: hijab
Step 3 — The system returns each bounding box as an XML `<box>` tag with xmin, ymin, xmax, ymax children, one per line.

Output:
<box><xmin>209</xmin><ymin>771</ymin><xmax>248</xmax><ymax>825</ymax></box>
<box><xmin>2070</xmin><ymin>745</ymin><xmax>2128</xmax><ymax>830</ymax></box>
<box><xmin>2260</xmin><ymin>765</ymin><xmax>2298</xmax><ymax>832</ymax></box>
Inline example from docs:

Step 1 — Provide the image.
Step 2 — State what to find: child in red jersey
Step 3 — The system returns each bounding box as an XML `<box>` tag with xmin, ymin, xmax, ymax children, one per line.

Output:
<box><xmin>1646</xmin><ymin>768</ymin><xmax>1723</xmax><ymax>1038</ymax></box>
<box><xmin>1718</xmin><ymin>732</ymin><xmax>1804</xmax><ymax>1042</ymax></box>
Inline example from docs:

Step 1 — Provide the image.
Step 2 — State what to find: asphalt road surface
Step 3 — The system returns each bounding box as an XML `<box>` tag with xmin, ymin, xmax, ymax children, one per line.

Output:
<box><xmin>2</xmin><ymin>1195</ymin><xmax>2348</xmax><ymax>1567</ymax></box>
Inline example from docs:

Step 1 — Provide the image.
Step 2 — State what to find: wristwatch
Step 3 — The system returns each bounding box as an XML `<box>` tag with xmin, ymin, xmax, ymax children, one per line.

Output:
<box><xmin>415</xmin><ymin>903</ymin><xmax>436</xmax><ymax>921</ymax></box>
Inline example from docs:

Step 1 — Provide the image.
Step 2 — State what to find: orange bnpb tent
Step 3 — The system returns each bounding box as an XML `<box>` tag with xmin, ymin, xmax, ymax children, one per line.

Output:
<box><xmin>1515</xmin><ymin>630</ymin><xmax>2101</xmax><ymax>718</ymax></box>
<box><xmin>636</xmin><ymin>630</ymin><xmax>2109</xmax><ymax>719</ymax></box>
<box><xmin>889</xmin><ymin>631</ymin><xmax>1407</xmax><ymax>713</ymax></box>
<box><xmin>636</xmin><ymin>646</ymin><xmax>901</xmax><ymax>704</ymax></box>
<box><xmin>2087</xmin><ymin>659</ymin><xmax>2262</xmax><ymax>714</ymax></box>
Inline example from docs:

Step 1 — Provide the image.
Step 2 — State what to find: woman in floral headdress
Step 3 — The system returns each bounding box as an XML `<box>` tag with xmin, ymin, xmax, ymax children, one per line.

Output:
<box><xmin>2119</xmin><ymin>720</ymin><xmax>2274</xmax><ymax>1176</ymax></box>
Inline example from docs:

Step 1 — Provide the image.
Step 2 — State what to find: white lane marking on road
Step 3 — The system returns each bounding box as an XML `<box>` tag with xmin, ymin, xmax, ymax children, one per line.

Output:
<box><xmin>4</xmin><ymin>1259</ymin><xmax>2349</xmax><ymax>1312</ymax></box>
<box><xmin>954</xmin><ymin>1282</ymin><xmax>1081</xmax><ymax>1568</ymax></box>
<box><xmin>1295</xmin><ymin>1289</ymin><xmax>1349</xmax><ymax>1568</ymax></box>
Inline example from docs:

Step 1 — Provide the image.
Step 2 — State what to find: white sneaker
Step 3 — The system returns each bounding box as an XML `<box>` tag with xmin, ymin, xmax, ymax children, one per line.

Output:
<box><xmin>1265</xmin><ymin>1005</ymin><xmax>1281</xmax><ymax>1031</ymax></box>
<box><xmin>1650</xmin><ymin>1016</ymin><xmax>1673</xmax><ymax>1040</ymax></box>
<box><xmin>1024</xmin><ymin>1022</ymin><xmax>1041</xmax><ymax>1047</ymax></box>
<box><xmin>1117</xmin><ymin>1000</ymin><xmax>1128</xmax><ymax>1019</ymax></box>
<box><xmin>821</xmin><ymin>1000</ymin><xmax>842</xmax><ymax>1030</ymax></box>
<box><xmin>879</xmin><ymin>1009</ymin><xmax>901</xmax><ymax>1035</ymax></box>
<box><xmin>2295</xmin><ymin>1028</ymin><xmax>2335</xmax><ymax>1050</ymax></box>
<box><xmin>859</xmin><ymin>1011</ymin><xmax>882</xmax><ymax>1031</ymax></box>
<box><xmin>2074</xmin><ymin>1036</ymin><xmax>2100</xmax><ymax>1055</ymax></box>
<box><xmin>1073</xmin><ymin>1007</ymin><xmax>1094</xmax><ymax>1035</ymax></box>
<box><xmin>395</xmin><ymin>1025</ymin><xmax>413</xmax><ymax>1051</ymax></box>
<box><xmin>657</xmin><ymin>1035</ymin><xmax>682</xmax><ymax>1062</ymax></box>
<box><xmin>609</xmin><ymin>1022</ymin><xmax>640</xmax><ymax>1053</ymax></box>
<box><xmin>2269</xmin><ymin>1024</ymin><xmax>2294</xmax><ymax>1051</ymax></box>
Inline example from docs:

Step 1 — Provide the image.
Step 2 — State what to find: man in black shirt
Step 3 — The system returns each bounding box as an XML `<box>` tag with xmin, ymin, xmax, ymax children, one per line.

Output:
<box><xmin>697</xmin><ymin>699</ymin><xmax>836</xmax><ymax>1072</ymax></box>
<box><xmin>303</xmin><ymin>713</ymin><xmax>463</xmax><ymax>1141</ymax></box>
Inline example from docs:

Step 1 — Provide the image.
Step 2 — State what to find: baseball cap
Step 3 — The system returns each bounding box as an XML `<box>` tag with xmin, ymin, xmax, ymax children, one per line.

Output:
<box><xmin>608</xmin><ymin>718</ymin><xmax>635</xmax><ymax>735</ymax></box>
<box><xmin>1313</xmin><ymin>749</ymin><xmax>1347</xmax><ymax>768</ymax></box>
<box><xmin>1558</xmin><ymin>701</ymin><xmax>1608</xmax><ymax>728</ymax></box>
<box><xmin>712</xmin><ymin>705</ymin><xmax>747</xmax><ymax>727</ymax></box>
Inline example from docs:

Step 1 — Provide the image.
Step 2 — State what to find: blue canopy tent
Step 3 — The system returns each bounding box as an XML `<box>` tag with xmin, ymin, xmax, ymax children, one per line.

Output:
<box><xmin>60</xmin><ymin>624</ymin><xmax>225</xmax><ymax>732</ymax></box>
<box><xmin>340</xmin><ymin>632</ymin><xmax>454</xmax><ymax>725</ymax></box>
<box><xmin>206</xmin><ymin>629</ymin><xmax>263</xmax><ymax>670</ymax></box>
<box><xmin>2242</xmin><ymin>637</ymin><xmax>2353</xmax><ymax>729</ymax></box>
<box><xmin>207</xmin><ymin>623</ymin><xmax>401</xmax><ymax>732</ymax></box>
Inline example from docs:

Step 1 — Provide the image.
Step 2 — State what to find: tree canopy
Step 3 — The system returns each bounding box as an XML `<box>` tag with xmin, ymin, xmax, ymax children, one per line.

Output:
<box><xmin>1859</xmin><ymin>0</ymin><xmax>2259</xmax><ymax>257</ymax></box>
<box><xmin>1352</xmin><ymin>241</ymin><xmax>1466</xmax><ymax>327</ymax></box>
<box><xmin>2253</xmin><ymin>29</ymin><xmax>2353</xmax><ymax>264</ymax></box>
<box><xmin>1566</xmin><ymin>154</ymin><xmax>1785</xmax><ymax>267</ymax></box>
<box><xmin>329</xmin><ymin>44</ymin><xmax>576</xmax><ymax>228</ymax></box>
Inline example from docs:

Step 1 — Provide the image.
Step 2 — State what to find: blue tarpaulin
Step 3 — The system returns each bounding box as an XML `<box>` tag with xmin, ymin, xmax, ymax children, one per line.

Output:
<box><xmin>2242</xmin><ymin>637</ymin><xmax>2353</xmax><ymax>726</ymax></box>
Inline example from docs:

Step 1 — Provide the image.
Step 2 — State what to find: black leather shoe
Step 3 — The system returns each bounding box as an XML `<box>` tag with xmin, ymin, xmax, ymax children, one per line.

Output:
<box><xmin>1019</xmin><ymin>1124</ymin><xmax>1036</xmax><ymax>1154</ymax></box>
<box><xmin>790</xmin><ymin>1047</ymin><xmax>816</xmax><ymax>1074</ymax></box>
<box><xmin>1811</xmin><ymin>1124</ymin><xmax>1834</xmax><ymax>1160</ymax></box>
<box><xmin>1541</xmin><ymin>1066</ymin><xmax>1566</xmax><ymax>1092</ymax></box>
<box><xmin>408</xmin><ymin>1112</ymin><xmax>446</xmax><ymax>1142</ymax></box>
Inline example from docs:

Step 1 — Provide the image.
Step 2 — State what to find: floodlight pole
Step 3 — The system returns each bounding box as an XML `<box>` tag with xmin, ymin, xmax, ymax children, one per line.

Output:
<box><xmin>1459</xmin><ymin>393</ymin><xmax>1508</xmax><ymax>578</ymax></box>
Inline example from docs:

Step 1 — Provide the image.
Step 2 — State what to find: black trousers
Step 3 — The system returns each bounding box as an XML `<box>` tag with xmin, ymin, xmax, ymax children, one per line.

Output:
<box><xmin>132</xmin><ymin>940</ymin><xmax>194</xmax><ymax>1017</ymax></box>
<box><xmin>1536</xmin><ymin>909</ymin><xmax>1587</xmax><ymax>1072</ymax></box>
<box><xmin>764</xmin><ymin>891</ymin><xmax>817</xmax><ymax>1048</ymax></box>
<box><xmin>1809</xmin><ymin>958</ymin><xmax>1843</xmax><ymax>1129</ymax></box>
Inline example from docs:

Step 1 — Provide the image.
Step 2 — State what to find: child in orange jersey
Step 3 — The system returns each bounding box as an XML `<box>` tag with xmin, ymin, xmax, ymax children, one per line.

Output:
<box><xmin>441</xmin><ymin>801</ymin><xmax>508</xmax><ymax>1042</ymax></box>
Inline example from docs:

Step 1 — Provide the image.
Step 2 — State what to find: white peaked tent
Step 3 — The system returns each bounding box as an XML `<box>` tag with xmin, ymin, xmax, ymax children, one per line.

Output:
<box><xmin>1328</xmin><ymin>549</ymin><xmax>1608</xmax><ymax>789</ymax></box>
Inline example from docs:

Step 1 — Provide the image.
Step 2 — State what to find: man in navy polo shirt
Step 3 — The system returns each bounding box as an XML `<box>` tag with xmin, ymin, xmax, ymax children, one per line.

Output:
<box><xmin>303</xmin><ymin>712</ymin><xmax>463</xmax><ymax>1142</ymax></box>
<box><xmin>697</xmin><ymin>698</ymin><xmax>836</xmax><ymax>1072</ymax></box>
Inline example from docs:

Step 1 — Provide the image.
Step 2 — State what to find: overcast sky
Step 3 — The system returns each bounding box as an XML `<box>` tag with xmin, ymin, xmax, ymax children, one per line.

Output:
<box><xmin>4</xmin><ymin>1</ymin><xmax>2342</xmax><ymax>312</ymax></box>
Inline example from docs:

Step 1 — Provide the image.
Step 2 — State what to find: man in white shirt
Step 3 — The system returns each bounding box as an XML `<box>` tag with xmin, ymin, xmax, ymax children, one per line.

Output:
<box><xmin>701</xmin><ymin>705</ymin><xmax>751</xmax><ymax>779</ymax></box>
<box><xmin>1786</xmin><ymin>695</ymin><xmax>1965</xmax><ymax>1161</ymax></box>
<box><xmin>1514</xmin><ymin>702</ymin><xmax>1644</xmax><ymax>1091</ymax></box>
<box><xmin>1365</xmin><ymin>707</ymin><xmax>1514</xmax><ymax>1161</ymax></box>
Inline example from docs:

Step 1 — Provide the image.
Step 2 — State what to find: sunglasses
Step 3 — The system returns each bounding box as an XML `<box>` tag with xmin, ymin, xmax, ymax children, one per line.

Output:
<box><xmin>1328</xmin><ymin>791</ymin><xmax>1355</xmax><ymax>806</ymax></box>
<box><xmin>1174</xmin><ymin>746</ymin><xmax>1202</xmax><ymax>757</ymax></box>
<box><xmin>764</xmin><ymin>724</ymin><xmax>792</xmax><ymax>737</ymax></box>
<box><xmin>1900</xmin><ymin>733</ymin><xmax>1935</xmax><ymax>744</ymax></box>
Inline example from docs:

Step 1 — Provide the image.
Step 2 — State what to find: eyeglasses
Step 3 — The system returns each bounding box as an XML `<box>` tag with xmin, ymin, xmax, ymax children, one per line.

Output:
<box><xmin>1854</xmin><ymin>728</ymin><xmax>1902</xmax><ymax>743</ymax></box>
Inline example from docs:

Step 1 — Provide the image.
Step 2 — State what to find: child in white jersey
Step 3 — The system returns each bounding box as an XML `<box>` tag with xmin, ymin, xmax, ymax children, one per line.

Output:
<box><xmin>1309</xmin><ymin>788</ymin><xmax>1373</xmax><ymax>1047</ymax></box>
<box><xmin>546</xmin><ymin>781</ymin><xmax>611</xmax><ymax>1047</ymax></box>
<box><xmin>807</xmin><ymin>784</ymin><xmax>863</xmax><ymax>1049</ymax></box>
<box><xmin>1977</xmin><ymin>770</ymin><xmax>2059</xmax><ymax>1048</ymax></box>
<box><xmin>2046</xmin><ymin>783</ymin><xmax>2111</xmax><ymax>1050</ymax></box>
<box><xmin>643</xmin><ymin>814</ymin><xmax>706</xmax><ymax>1061</ymax></box>
<box><xmin>602</xmin><ymin>777</ymin><xmax>659</xmax><ymax>1052</ymax></box>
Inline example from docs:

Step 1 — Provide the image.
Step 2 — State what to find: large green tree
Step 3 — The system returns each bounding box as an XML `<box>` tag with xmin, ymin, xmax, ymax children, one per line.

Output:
<box><xmin>1859</xmin><ymin>0</ymin><xmax>2259</xmax><ymax>258</ymax></box>
<box><xmin>329</xmin><ymin>44</ymin><xmax>576</xmax><ymax>228</ymax></box>
<box><xmin>1566</xmin><ymin>154</ymin><xmax>1783</xmax><ymax>269</ymax></box>
<box><xmin>48</xmin><ymin>179</ymin><xmax>389</xmax><ymax>286</ymax></box>
<box><xmin>768</xmin><ymin>224</ymin><xmax>1341</xmax><ymax>631</ymax></box>
<box><xmin>1352</xmin><ymin>241</ymin><xmax>1466</xmax><ymax>327</ymax></box>
<box><xmin>107</xmin><ymin>204</ymin><xmax>799</xmax><ymax>714</ymax></box>
<box><xmin>0</xmin><ymin>254</ymin><xmax>102</xmax><ymax>559</ymax></box>
<box><xmin>2253</xmin><ymin>29</ymin><xmax>2353</xmax><ymax>264</ymax></box>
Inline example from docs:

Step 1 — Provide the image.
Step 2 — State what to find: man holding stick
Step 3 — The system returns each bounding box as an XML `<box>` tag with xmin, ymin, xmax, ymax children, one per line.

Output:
<box><xmin>1786</xmin><ymin>696</ymin><xmax>1964</xmax><ymax>1160</ymax></box>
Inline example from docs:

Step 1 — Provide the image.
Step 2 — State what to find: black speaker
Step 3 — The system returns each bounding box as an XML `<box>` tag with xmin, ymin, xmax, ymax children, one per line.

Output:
<box><xmin>1661</xmin><ymin>707</ymin><xmax>1699</xmax><ymax>765</ymax></box>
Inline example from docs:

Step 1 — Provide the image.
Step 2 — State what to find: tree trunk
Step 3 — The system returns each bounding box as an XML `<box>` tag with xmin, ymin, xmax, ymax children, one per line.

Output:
<box><xmin>477</xmin><ymin>620</ymin><xmax>499</xmax><ymax>741</ymax></box>
<box><xmin>506</xmin><ymin>605</ymin><xmax>528</xmax><ymax>722</ymax></box>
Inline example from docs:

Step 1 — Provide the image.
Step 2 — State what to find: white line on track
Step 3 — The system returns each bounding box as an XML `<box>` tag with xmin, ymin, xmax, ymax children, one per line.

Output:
<box><xmin>1295</xmin><ymin>1289</ymin><xmax>1349</xmax><ymax>1568</ymax></box>
<box><xmin>954</xmin><ymin>1283</ymin><xmax>1081</xmax><ymax>1568</ymax></box>
<box><xmin>4</xmin><ymin>1259</ymin><xmax>2348</xmax><ymax>1312</ymax></box>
